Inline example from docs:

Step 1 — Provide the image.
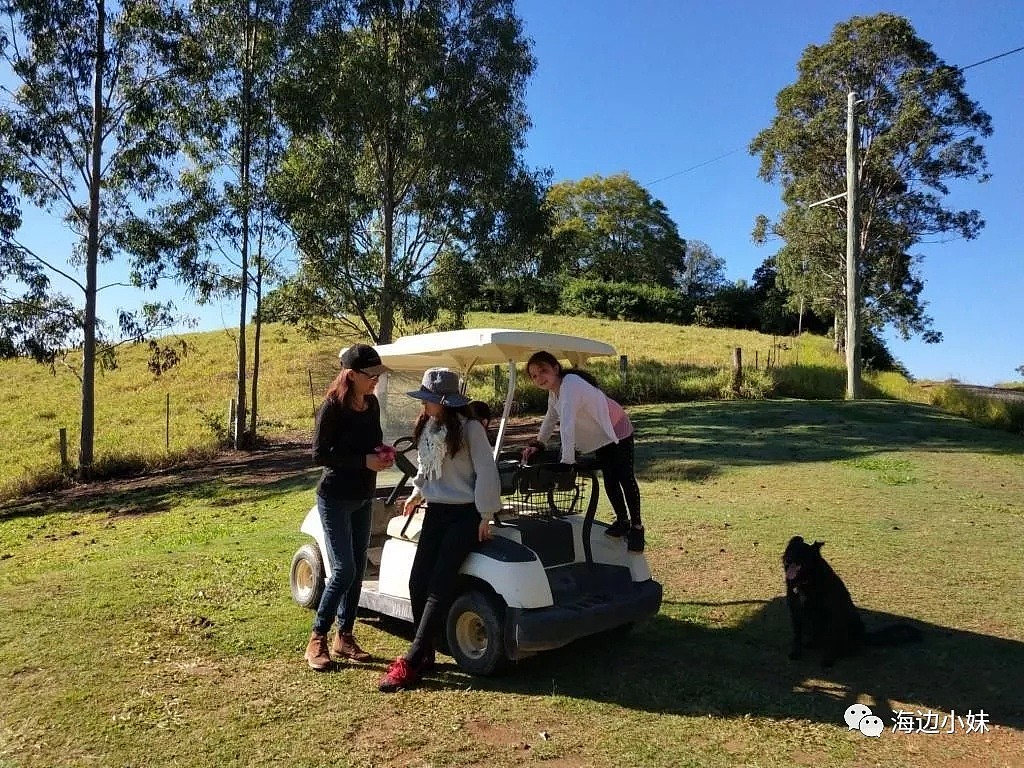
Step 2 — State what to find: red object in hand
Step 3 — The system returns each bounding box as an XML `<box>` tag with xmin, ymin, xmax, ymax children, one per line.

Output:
<box><xmin>375</xmin><ymin>444</ymin><xmax>397</xmax><ymax>462</ymax></box>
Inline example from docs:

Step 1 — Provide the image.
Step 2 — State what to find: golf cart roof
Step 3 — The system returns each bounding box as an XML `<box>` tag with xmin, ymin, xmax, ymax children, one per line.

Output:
<box><xmin>362</xmin><ymin>328</ymin><xmax>616</xmax><ymax>373</ymax></box>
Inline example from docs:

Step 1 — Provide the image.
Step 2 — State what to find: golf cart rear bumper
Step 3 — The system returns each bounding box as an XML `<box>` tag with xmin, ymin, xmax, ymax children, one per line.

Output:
<box><xmin>505</xmin><ymin>578</ymin><xmax>662</xmax><ymax>657</ymax></box>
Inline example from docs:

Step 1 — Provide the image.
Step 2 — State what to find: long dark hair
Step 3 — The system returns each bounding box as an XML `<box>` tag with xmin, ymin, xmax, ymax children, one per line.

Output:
<box><xmin>526</xmin><ymin>350</ymin><xmax>601</xmax><ymax>389</ymax></box>
<box><xmin>325</xmin><ymin>369</ymin><xmax>357</xmax><ymax>408</ymax></box>
<box><xmin>412</xmin><ymin>404</ymin><xmax>470</xmax><ymax>456</ymax></box>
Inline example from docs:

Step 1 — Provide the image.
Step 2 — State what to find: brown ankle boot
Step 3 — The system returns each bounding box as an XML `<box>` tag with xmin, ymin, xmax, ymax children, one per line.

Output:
<box><xmin>304</xmin><ymin>632</ymin><xmax>332</xmax><ymax>671</ymax></box>
<box><xmin>331</xmin><ymin>631</ymin><xmax>371</xmax><ymax>662</ymax></box>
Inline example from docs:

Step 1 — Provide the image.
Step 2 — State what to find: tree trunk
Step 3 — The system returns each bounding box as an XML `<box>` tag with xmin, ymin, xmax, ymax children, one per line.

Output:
<box><xmin>234</xmin><ymin>19</ymin><xmax>254</xmax><ymax>449</ymax></box>
<box><xmin>845</xmin><ymin>90</ymin><xmax>862</xmax><ymax>400</ymax></box>
<box><xmin>249</xmin><ymin>252</ymin><xmax>263</xmax><ymax>440</ymax></box>
<box><xmin>378</xmin><ymin>143</ymin><xmax>396</xmax><ymax>344</ymax></box>
<box><xmin>80</xmin><ymin>0</ymin><xmax>106</xmax><ymax>479</ymax></box>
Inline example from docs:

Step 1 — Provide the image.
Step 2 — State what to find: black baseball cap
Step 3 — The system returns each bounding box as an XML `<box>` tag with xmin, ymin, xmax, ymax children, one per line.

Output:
<box><xmin>339</xmin><ymin>344</ymin><xmax>391</xmax><ymax>376</ymax></box>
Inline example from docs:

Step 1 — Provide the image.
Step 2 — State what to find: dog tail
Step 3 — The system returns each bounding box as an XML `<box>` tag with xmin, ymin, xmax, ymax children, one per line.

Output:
<box><xmin>864</xmin><ymin>623</ymin><xmax>923</xmax><ymax>646</ymax></box>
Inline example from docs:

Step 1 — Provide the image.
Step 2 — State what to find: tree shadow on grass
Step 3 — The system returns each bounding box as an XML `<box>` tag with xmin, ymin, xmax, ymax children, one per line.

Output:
<box><xmin>636</xmin><ymin>399</ymin><xmax>1023</xmax><ymax>478</ymax></box>
<box><xmin>0</xmin><ymin>445</ymin><xmax>320</xmax><ymax>522</ymax></box>
<box><xmin>450</xmin><ymin>597</ymin><xmax>1023</xmax><ymax>731</ymax></box>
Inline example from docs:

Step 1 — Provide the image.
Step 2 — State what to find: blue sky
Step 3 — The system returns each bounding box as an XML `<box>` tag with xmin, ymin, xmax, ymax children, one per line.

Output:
<box><xmin>516</xmin><ymin>0</ymin><xmax>1023</xmax><ymax>385</ymax></box>
<box><xmin>6</xmin><ymin>0</ymin><xmax>1022</xmax><ymax>384</ymax></box>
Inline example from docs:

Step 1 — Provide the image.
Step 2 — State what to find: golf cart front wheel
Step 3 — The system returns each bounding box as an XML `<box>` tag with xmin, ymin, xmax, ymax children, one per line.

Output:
<box><xmin>290</xmin><ymin>543</ymin><xmax>325</xmax><ymax>610</ymax></box>
<box><xmin>445</xmin><ymin>590</ymin><xmax>508</xmax><ymax>676</ymax></box>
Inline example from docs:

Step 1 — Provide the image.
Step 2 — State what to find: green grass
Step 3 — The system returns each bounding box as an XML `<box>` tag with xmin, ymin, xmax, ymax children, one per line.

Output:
<box><xmin>1</xmin><ymin>400</ymin><xmax>1022</xmax><ymax>767</ymax></box>
<box><xmin>2</xmin><ymin>313</ymin><xmax>929</xmax><ymax>498</ymax></box>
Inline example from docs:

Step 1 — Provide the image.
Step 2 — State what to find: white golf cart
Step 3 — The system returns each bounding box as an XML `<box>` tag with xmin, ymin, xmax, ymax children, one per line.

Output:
<box><xmin>289</xmin><ymin>328</ymin><xmax>662</xmax><ymax>675</ymax></box>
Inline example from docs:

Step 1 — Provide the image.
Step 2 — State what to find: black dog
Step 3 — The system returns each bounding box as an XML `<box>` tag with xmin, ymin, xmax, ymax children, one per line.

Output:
<box><xmin>783</xmin><ymin>536</ymin><xmax>922</xmax><ymax>666</ymax></box>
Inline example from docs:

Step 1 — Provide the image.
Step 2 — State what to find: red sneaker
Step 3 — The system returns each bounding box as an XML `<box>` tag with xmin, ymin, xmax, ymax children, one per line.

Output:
<box><xmin>378</xmin><ymin>657</ymin><xmax>420</xmax><ymax>693</ymax></box>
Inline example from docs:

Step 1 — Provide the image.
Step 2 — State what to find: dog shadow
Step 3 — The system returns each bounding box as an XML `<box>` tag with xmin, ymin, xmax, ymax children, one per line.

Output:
<box><xmin>442</xmin><ymin>597</ymin><xmax>1023</xmax><ymax>730</ymax></box>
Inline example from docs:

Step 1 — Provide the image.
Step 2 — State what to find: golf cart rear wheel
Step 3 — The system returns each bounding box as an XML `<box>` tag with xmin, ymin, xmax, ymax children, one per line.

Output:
<box><xmin>290</xmin><ymin>543</ymin><xmax>325</xmax><ymax>610</ymax></box>
<box><xmin>445</xmin><ymin>590</ymin><xmax>507</xmax><ymax>676</ymax></box>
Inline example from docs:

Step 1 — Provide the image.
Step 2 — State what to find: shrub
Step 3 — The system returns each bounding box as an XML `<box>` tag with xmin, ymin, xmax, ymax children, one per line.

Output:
<box><xmin>927</xmin><ymin>384</ymin><xmax>1024</xmax><ymax>435</ymax></box>
<box><xmin>560</xmin><ymin>279</ymin><xmax>693</xmax><ymax>323</ymax></box>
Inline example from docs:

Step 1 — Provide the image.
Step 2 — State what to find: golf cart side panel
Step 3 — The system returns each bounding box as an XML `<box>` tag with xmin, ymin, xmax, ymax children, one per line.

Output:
<box><xmin>299</xmin><ymin>505</ymin><xmax>330</xmax><ymax>571</ymax></box>
<box><xmin>460</xmin><ymin>550</ymin><xmax>553</xmax><ymax>609</ymax></box>
<box><xmin>375</xmin><ymin>522</ymin><xmax>554</xmax><ymax>609</ymax></box>
<box><xmin>378</xmin><ymin>537</ymin><xmax>417</xmax><ymax>598</ymax></box>
<box><xmin>564</xmin><ymin>516</ymin><xmax>654</xmax><ymax>581</ymax></box>
<box><xmin>507</xmin><ymin>578</ymin><xmax>663</xmax><ymax>656</ymax></box>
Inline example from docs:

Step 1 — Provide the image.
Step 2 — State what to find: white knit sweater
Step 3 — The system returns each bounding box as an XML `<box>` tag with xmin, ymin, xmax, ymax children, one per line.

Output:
<box><xmin>410</xmin><ymin>416</ymin><xmax>502</xmax><ymax>522</ymax></box>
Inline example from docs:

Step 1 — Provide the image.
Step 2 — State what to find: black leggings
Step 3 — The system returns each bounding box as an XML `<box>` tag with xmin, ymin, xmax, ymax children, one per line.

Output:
<box><xmin>595</xmin><ymin>435</ymin><xmax>642</xmax><ymax>526</ymax></box>
<box><xmin>406</xmin><ymin>502</ymin><xmax>480</xmax><ymax>665</ymax></box>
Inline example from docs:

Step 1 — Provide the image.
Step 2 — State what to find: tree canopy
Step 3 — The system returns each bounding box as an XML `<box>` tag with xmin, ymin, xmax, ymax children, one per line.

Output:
<box><xmin>545</xmin><ymin>173</ymin><xmax>686</xmax><ymax>288</ymax></box>
<box><xmin>750</xmin><ymin>13</ymin><xmax>992</xmax><ymax>348</ymax></box>
<box><xmin>274</xmin><ymin>0</ymin><xmax>537</xmax><ymax>344</ymax></box>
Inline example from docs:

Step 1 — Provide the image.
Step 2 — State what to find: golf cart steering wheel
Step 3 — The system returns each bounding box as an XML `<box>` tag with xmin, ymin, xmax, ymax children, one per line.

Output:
<box><xmin>384</xmin><ymin>435</ymin><xmax>419</xmax><ymax>506</ymax></box>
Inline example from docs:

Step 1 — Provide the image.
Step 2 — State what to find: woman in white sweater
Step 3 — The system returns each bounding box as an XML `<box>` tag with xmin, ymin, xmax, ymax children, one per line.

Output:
<box><xmin>378</xmin><ymin>368</ymin><xmax>501</xmax><ymax>693</ymax></box>
<box><xmin>521</xmin><ymin>350</ymin><xmax>644</xmax><ymax>553</ymax></box>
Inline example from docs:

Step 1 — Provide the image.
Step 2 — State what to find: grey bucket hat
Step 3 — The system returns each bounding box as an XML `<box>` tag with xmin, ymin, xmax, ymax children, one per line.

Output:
<box><xmin>407</xmin><ymin>368</ymin><xmax>470</xmax><ymax>408</ymax></box>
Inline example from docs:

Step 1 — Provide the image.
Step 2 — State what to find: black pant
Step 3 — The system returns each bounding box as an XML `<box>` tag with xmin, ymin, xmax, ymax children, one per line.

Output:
<box><xmin>595</xmin><ymin>435</ymin><xmax>642</xmax><ymax>526</ymax></box>
<box><xmin>406</xmin><ymin>502</ymin><xmax>481</xmax><ymax>664</ymax></box>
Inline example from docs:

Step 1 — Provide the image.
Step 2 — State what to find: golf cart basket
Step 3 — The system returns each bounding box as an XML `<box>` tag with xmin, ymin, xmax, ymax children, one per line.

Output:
<box><xmin>497</xmin><ymin>455</ymin><xmax>593</xmax><ymax>518</ymax></box>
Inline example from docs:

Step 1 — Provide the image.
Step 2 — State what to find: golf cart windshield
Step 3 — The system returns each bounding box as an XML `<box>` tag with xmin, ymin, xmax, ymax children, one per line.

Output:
<box><xmin>348</xmin><ymin>328</ymin><xmax>616</xmax><ymax>484</ymax></box>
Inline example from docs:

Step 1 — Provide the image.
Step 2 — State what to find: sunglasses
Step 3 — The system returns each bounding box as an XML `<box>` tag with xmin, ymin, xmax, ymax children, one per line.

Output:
<box><xmin>356</xmin><ymin>370</ymin><xmax>381</xmax><ymax>381</ymax></box>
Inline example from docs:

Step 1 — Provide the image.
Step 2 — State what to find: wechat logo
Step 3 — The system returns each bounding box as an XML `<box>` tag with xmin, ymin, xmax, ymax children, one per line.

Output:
<box><xmin>844</xmin><ymin>704</ymin><xmax>884</xmax><ymax>737</ymax></box>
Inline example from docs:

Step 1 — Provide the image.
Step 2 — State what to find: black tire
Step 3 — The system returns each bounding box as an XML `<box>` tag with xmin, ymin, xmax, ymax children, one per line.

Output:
<box><xmin>445</xmin><ymin>590</ymin><xmax>508</xmax><ymax>676</ymax></box>
<box><xmin>290</xmin><ymin>542</ymin><xmax>325</xmax><ymax>610</ymax></box>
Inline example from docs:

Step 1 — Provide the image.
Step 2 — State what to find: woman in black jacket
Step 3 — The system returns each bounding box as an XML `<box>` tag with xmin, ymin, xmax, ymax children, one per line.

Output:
<box><xmin>304</xmin><ymin>344</ymin><xmax>394</xmax><ymax>671</ymax></box>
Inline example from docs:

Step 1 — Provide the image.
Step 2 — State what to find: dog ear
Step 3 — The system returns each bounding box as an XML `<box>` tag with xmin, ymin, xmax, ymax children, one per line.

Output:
<box><xmin>812</xmin><ymin>540</ymin><xmax>825</xmax><ymax>551</ymax></box>
<box><xmin>787</xmin><ymin>535</ymin><xmax>804</xmax><ymax>546</ymax></box>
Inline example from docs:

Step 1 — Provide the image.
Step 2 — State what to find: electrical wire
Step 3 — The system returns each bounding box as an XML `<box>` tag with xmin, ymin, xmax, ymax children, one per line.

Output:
<box><xmin>645</xmin><ymin>42</ymin><xmax>1024</xmax><ymax>188</ymax></box>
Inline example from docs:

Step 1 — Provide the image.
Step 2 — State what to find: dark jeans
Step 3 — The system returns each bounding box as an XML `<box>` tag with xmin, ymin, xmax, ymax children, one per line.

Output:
<box><xmin>595</xmin><ymin>434</ymin><xmax>642</xmax><ymax>526</ymax></box>
<box><xmin>312</xmin><ymin>494</ymin><xmax>372</xmax><ymax>636</ymax></box>
<box><xmin>406</xmin><ymin>502</ymin><xmax>480</xmax><ymax>664</ymax></box>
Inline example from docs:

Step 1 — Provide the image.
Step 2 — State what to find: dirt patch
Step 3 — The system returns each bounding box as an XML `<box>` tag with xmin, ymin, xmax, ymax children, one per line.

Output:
<box><xmin>0</xmin><ymin>419</ymin><xmax>546</xmax><ymax>518</ymax></box>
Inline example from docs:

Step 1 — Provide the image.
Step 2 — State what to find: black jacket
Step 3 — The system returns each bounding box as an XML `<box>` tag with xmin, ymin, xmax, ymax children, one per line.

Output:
<box><xmin>312</xmin><ymin>395</ymin><xmax>383</xmax><ymax>499</ymax></box>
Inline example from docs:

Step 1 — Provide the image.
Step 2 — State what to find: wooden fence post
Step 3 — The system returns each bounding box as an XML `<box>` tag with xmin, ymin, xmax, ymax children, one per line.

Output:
<box><xmin>59</xmin><ymin>427</ymin><xmax>68</xmax><ymax>470</ymax></box>
<box><xmin>493</xmin><ymin>364</ymin><xmax>502</xmax><ymax>398</ymax></box>
<box><xmin>308</xmin><ymin>370</ymin><xmax>316</xmax><ymax>419</ymax></box>
<box><xmin>619</xmin><ymin>355</ymin><xmax>628</xmax><ymax>384</ymax></box>
<box><xmin>228</xmin><ymin>398</ymin><xmax>236</xmax><ymax>433</ymax></box>
<box><xmin>731</xmin><ymin>347</ymin><xmax>743</xmax><ymax>394</ymax></box>
<box><xmin>165</xmin><ymin>393</ymin><xmax>170</xmax><ymax>450</ymax></box>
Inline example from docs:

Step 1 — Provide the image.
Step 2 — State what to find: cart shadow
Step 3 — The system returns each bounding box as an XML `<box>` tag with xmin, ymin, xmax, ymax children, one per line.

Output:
<box><xmin>439</xmin><ymin>597</ymin><xmax>1024</xmax><ymax>730</ymax></box>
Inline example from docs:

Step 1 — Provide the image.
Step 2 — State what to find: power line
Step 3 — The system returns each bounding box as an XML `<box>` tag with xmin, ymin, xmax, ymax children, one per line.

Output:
<box><xmin>959</xmin><ymin>44</ymin><xmax>1024</xmax><ymax>71</ymax></box>
<box><xmin>646</xmin><ymin>147</ymin><xmax>745</xmax><ymax>186</ymax></box>
<box><xmin>644</xmin><ymin>42</ymin><xmax>1024</xmax><ymax>189</ymax></box>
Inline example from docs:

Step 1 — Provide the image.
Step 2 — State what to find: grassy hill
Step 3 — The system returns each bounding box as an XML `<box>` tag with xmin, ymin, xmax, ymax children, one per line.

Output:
<box><xmin>0</xmin><ymin>311</ymin><xmax>1010</xmax><ymax>498</ymax></box>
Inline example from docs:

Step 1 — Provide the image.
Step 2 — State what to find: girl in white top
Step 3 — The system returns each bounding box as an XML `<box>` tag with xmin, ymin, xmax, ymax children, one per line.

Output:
<box><xmin>521</xmin><ymin>351</ymin><xmax>645</xmax><ymax>552</ymax></box>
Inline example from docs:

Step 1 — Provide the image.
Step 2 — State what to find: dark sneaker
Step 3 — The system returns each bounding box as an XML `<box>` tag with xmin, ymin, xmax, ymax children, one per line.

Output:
<box><xmin>605</xmin><ymin>519</ymin><xmax>630</xmax><ymax>538</ymax></box>
<box><xmin>419</xmin><ymin>648</ymin><xmax>436</xmax><ymax>674</ymax></box>
<box><xmin>378</xmin><ymin>657</ymin><xmax>420</xmax><ymax>693</ymax></box>
<box><xmin>626</xmin><ymin>525</ymin><xmax>645</xmax><ymax>552</ymax></box>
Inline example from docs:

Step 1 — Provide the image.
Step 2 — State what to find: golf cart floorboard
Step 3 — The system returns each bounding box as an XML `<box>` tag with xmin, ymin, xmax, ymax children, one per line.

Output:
<box><xmin>359</xmin><ymin>580</ymin><xmax>413</xmax><ymax>622</ymax></box>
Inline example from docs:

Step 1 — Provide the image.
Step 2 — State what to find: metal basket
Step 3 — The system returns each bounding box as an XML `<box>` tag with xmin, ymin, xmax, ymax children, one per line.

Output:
<box><xmin>499</xmin><ymin>462</ymin><xmax>585</xmax><ymax>517</ymax></box>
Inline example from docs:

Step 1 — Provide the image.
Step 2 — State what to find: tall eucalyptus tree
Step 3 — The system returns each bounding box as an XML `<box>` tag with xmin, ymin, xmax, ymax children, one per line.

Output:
<box><xmin>0</xmin><ymin>0</ymin><xmax>186</xmax><ymax>475</ymax></box>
